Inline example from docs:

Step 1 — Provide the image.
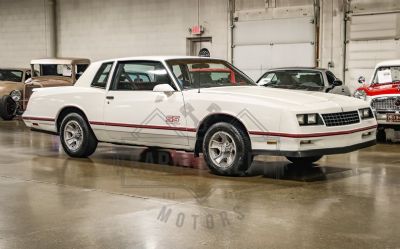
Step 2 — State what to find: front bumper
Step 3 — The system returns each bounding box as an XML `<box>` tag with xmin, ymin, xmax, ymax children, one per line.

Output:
<box><xmin>375</xmin><ymin>112</ymin><xmax>400</xmax><ymax>127</ymax></box>
<box><xmin>254</xmin><ymin>139</ymin><xmax>376</xmax><ymax>157</ymax></box>
<box><xmin>251</xmin><ymin>125</ymin><xmax>377</xmax><ymax>157</ymax></box>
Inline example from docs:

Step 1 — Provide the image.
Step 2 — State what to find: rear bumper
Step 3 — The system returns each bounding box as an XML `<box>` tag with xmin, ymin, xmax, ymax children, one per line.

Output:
<box><xmin>253</xmin><ymin>139</ymin><xmax>376</xmax><ymax>157</ymax></box>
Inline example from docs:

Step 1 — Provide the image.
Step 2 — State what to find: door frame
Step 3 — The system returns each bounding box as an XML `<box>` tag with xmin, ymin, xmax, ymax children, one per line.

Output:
<box><xmin>186</xmin><ymin>36</ymin><xmax>213</xmax><ymax>56</ymax></box>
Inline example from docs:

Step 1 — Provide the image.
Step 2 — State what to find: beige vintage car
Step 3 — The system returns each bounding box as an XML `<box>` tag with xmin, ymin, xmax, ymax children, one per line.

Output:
<box><xmin>0</xmin><ymin>68</ymin><xmax>33</xmax><ymax>120</ymax></box>
<box><xmin>0</xmin><ymin>58</ymin><xmax>90</xmax><ymax>120</ymax></box>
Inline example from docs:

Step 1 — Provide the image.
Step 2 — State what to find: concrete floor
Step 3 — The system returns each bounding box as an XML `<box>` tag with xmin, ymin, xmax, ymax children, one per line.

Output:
<box><xmin>0</xmin><ymin>120</ymin><xmax>400</xmax><ymax>249</ymax></box>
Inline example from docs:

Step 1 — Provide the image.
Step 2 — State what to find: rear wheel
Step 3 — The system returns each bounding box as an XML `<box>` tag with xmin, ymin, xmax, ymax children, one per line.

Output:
<box><xmin>0</xmin><ymin>95</ymin><xmax>17</xmax><ymax>120</ymax></box>
<box><xmin>286</xmin><ymin>156</ymin><xmax>322</xmax><ymax>166</ymax></box>
<box><xmin>203</xmin><ymin>122</ymin><xmax>252</xmax><ymax>176</ymax></box>
<box><xmin>60</xmin><ymin>113</ymin><xmax>98</xmax><ymax>157</ymax></box>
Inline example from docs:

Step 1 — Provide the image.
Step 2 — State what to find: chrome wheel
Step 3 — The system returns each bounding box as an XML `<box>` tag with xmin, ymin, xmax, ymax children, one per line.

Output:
<box><xmin>208</xmin><ymin>131</ymin><xmax>237</xmax><ymax>169</ymax></box>
<box><xmin>63</xmin><ymin>120</ymin><xmax>83</xmax><ymax>152</ymax></box>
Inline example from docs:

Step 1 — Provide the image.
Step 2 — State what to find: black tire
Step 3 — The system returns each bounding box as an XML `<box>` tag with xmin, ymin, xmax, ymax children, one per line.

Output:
<box><xmin>60</xmin><ymin>113</ymin><xmax>98</xmax><ymax>157</ymax></box>
<box><xmin>376</xmin><ymin>129</ymin><xmax>386</xmax><ymax>143</ymax></box>
<box><xmin>286</xmin><ymin>156</ymin><xmax>322</xmax><ymax>166</ymax></box>
<box><xmin>203</xmin><ymin>122</ymin><xmax>252</xmax><ymax>176</ymax></box>
<box><xmin>0</xmin><ymin>95</ymin><xmax>17</xmax><ymax>120</ymax></box>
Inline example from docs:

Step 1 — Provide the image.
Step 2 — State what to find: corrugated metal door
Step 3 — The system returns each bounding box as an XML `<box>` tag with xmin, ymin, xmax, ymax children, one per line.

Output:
<box><xmin>233</xmin><ymin>17</ymin><xmax>316</xmax><ymax>80</ymax></box>
<box><xmin>345</xmin><ymin>12</ymin><xmax>400</xmax><ymax>93</ymax></box>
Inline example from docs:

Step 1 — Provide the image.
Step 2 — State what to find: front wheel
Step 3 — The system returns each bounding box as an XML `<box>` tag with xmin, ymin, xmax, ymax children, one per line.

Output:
<box><xmin>0</xmin><ymin>95</ymin><xmax>17</xmax><ymax>120</ymax></box>
<box><xmin>203</xmin><ymin>122</ymin><xmax>252</xmax><ymax>176</ymax></box>
<box><xmin>60</xmin><ymin>113</ymin><xmax>98</xmax><ymax>157</ymax></box>
<box><xmin>286</xmin><ymin>156</ymin><xmax>322</xmax><ymax>166</ymax></box>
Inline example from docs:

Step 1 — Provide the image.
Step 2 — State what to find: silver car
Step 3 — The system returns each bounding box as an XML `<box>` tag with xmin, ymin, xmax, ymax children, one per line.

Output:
<box><xmin>257</xmin><ymin>67</ymin><xmax>351</xmax><ymax>96</ymax></box>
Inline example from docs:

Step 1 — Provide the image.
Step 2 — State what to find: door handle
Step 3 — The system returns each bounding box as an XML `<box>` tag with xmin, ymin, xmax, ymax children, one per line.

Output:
<box><xmin>106</xmin><ymin>96</ymin><xmax>114</xmax><ymax>100</ymax></box>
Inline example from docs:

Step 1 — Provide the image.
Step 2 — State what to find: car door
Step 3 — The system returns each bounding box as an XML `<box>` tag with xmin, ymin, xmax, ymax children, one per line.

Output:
<box><xmin>103</xmin><ymin>60</ymin><xmax>189</xmax><ymax>148</ymax></box>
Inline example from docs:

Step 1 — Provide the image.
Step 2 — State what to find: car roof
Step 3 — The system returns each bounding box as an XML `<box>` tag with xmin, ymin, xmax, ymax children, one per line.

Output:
<box><xmin>266</xmin><ymin>67</ymin><xmax>328</xmax><ymax>72</ymax></box>
<box><xmin>30</xmin><ymin>57</ymin><xmax>91</xmax><ymax>65</ymax></box>
<box><xmin>375</xmin><ymin>60</ymin><xmax>400</xmax><ymax>68</ymax></box>
<box><xmin>95</xmin><ymin>56</ymin><xmax>221</xmax><ymax>64</ymax></box>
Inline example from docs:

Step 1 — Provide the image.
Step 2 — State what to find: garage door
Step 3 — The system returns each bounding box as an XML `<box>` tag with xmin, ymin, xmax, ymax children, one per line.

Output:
<box><xmin>233</xmin><ymin>17</ymin><xmax>316</xmax><ymax>81</ymax></box>
<box><xmin>345</xmin><ymin>12</ymin><xmax>400</xmax><ymax>93</ymax></box>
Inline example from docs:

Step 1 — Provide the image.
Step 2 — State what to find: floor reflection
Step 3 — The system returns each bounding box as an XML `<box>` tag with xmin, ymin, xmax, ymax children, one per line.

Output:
<box><xmin>249</xmin><ymin>160</ymin><xmax>355</xmax><ymax>182</ymax></box>
<box><xmin>102</xmin><ymin>146</ymin><xmax>354</xmax><ymax>182</ymax></box>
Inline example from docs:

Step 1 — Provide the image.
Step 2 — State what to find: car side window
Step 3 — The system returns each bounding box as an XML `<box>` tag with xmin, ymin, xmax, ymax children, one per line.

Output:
<box><xmin>91</xmin><ymin>62</ymin><xmax>113</xmax><ymax>89</ymax></box>
<box><xmin>171</xmin><ymin>64</ymin><xmax>191</xmax><ymax>89</ymax></box>
<box><xmin>326</xmin><ymin>71</ymin><xmax>336</xmax><ymax>85</ymax></box>
<box><xmin>112</xmin><ymin>61</ymin><xmax>175</xmax><ymax>91</ymax></box>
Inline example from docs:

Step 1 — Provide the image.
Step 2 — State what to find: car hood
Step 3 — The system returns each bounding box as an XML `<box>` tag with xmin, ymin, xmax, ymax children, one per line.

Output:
<box><xmin>199</xmin><ymin>86</ymin><xmax>366</xmax><ymax>112</ymax></box>
<box><xmin>28</xmin><ymin>77</ymin><xmax>73</xmax><ymax>87</ymax></box>
<box><xmin>0</xmin><ymin>81</ymin><xmax>21</xmax><ymax>95</ymax></box>
<box><xmin>357</xmin><ymin>82</ymin><xmax>400</xmax><ymax>96</ymax></box>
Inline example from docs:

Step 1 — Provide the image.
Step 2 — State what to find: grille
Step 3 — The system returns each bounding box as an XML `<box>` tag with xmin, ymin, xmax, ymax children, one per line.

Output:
<box><xmin>321</xmin><ymin>111</ymin><xmax>360</xmax><ymax>127</ymax></box>
<box><xmin>24</xmin><ymin>85</ymin><xmax>40</xmax><ymax>100</ymax></box>
<box><xmin>23</xmin><ymin>85</ymin><xmax>41</xmax><ymax>109</ymax></box>
<box><xmin>371</xmin><ymin>97</ymin><xmax>400</xmax><ymax>111</ymax></box>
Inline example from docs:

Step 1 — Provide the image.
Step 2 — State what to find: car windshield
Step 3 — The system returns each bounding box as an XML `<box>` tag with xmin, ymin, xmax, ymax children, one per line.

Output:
<box><xmin>0</xmin><ymin>69</ymin><xmax>23</xmax><ymax>82</ymax></box>
<box><xmin>33</xmin><ymin>64</ymin><xmax>89</xmax><ymax>77</ymax></box>
<box><xmin>373</xmin><ymin>66</ymin><xmax>400</xmax><ymax>84</ymax></box>
<box><xmin>167</xmin><ymin>59</ymin><xmax>255</xmax><ymax>89</ymax></box>
<box><xmin>257</xmin><ymin>70</ymin><xmax>324</xmax><ymax>91</ymax></box>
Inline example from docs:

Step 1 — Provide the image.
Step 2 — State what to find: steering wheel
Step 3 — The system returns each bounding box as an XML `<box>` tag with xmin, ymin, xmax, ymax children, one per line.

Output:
<box><xmin>123</xmin><ymin>72</ymin><xmax>139</xmax><ymax>90</ymax></box>
<box><xmin>217</xmin><ymin>78</ymin><xmax>229</xmax><ymax>84</ymax></box>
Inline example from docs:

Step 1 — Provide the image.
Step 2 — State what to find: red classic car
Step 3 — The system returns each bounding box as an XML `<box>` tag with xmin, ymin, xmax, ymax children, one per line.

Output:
<box><xmin>354</xmin><ymin>60</ymin><xmax>400</xmax><ymax>141</ymax></box>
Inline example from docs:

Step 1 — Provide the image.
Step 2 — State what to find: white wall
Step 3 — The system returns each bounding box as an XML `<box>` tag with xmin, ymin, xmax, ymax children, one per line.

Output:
<box><xmin>0</xmin><ymin>0</ymin><xmax>48</xmax><ymax>67</ymax></box>
<box><xmin>319</xmin><ymin>0</ymin><xmax>400</xmax><ymax>89</ymax></box>
<box><xmin>318</xmin><ymin>0</ymin><xmax>345</xmax><ymax>80</ymax></box>
<box><xmin>57</xmin><ymin>0</ymin><xmax>230</xmax><ymax>61</ymax></box>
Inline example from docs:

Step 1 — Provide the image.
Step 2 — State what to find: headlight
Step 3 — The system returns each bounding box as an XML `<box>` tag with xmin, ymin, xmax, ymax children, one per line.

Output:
<box><xmin>297</xmin><ymin>115</ymin><xmax>305</xmax><ymax>125</ymax></box>
<box><xmin>359</xmin><ymin>108</ymin><xmax>374</xmax><ymax>119</ymax></box>
<box><xmin>353</xmin><ymin>90</ymin><xmax>367</xmax><ymax>100</ymax></box>
<box><xmin>10</xmin><ymin>90</ymin><xmax>22</xmax><ymax>102</ymax></box>
<box><xmin>297</xmin><ymin>113</ymin><xmax>322</xmax><ymax>126</ymax></box>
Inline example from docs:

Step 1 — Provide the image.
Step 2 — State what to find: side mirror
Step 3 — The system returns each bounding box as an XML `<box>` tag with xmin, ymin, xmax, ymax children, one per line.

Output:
<box><xmin>153</xmin><ymin>84</ymin><xmax>175</xmax><ymax>93</ymax></box>
<box><xmin>332</xmin><ymin>79</ymin><xmax>343</xmax><ymax>86</ymax></box>
<box><xmin>358</xmin><ymin>76</ymin><xmax>366</xmax><ymax>84</ymax></box>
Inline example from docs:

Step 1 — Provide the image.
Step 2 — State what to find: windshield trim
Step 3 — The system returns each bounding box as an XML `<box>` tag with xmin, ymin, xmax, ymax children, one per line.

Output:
<box><xmin>33</xmin><ymin>64</ymin><xmax>75</xmax><ymax>78</ymax></box>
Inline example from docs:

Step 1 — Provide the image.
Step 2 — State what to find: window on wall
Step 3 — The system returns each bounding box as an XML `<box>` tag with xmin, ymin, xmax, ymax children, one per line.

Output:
<box><xmin>91</xmin><ymin>62</ymin><xmax>113</xmax><ymax>89</ymax></box>
<box><xmin>112</xmin><ymin>61</ymin><xmax>175</xmax><ymax>91</ymax></box>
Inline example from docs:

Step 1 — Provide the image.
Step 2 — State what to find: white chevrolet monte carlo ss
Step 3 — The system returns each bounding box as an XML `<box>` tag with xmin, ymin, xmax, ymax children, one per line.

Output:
<box><xmin>23</xmin><ymin>56</ymin><xmax>377</xmax><ymax>176</ymax></box>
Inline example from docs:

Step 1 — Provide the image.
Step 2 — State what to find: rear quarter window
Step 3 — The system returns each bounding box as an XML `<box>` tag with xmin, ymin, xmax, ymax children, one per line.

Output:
<box><xmin>91</xmin><ymin>62</ymin><xmax>113</xmax><ymax>89</ymax></box>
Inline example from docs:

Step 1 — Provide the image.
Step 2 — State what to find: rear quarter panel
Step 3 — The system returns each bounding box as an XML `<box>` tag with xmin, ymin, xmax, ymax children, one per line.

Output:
<box><xmin>23</xmin><ymin>86</ymin><xmax>106</xmax><ymax>133</ymax></box>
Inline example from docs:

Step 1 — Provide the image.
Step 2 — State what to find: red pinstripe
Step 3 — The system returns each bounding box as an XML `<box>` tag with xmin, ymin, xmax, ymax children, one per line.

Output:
<box><xmin>23</xmin><ymin>116</ymin><xmax>377</xmax><ymax>139</ymax></box>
